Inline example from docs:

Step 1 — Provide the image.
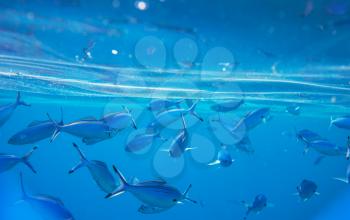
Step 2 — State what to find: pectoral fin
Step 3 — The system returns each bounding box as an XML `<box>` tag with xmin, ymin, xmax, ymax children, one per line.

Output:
<box><xmin>208</xmin><ymin>160</ymin><xmax>220</xmax><ymax>166</ymax></box>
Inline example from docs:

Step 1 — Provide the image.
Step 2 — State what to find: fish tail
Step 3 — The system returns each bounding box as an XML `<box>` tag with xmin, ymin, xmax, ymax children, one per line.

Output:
<box><xmin>183</xmin><ymin>184</ymin><xmax>198</xmax><ymax>204</ymax></box>
<box><xmin>188</xmin><ymin>100</ymin><xmax>203</xmax><ymax>122</ymax></box>
<box><xmin>122</xmin><ymin>105</ymin><xmax>137</xmax><ymax>129</ymax></box>
<box><xmin>333</xmin><ymin>177</ymin><xmax>349</xmax><ymax>184</ymax></box>
<box><xmin>46</xmin><ymin>113</ymin><xmax>61</xmax><ymax>142</ymax></box>
<box><xmin>105</xmin><ymin>165</ymin><xmax>128</xmax><ymax>199</ymax></box>
<box><xmin>16</xmin><ymin>92</ymin><xmax>30</xmax><ymax>107</ymax></box>
<box><xmin>69</xmin><ymin>143</ymin><xmax>88</xmax><ymax>174</ymax></box>
<box><xmin>19</xmin><ymin>172</ymin><xmax>28</xmax><ymax>200</ymax></box>
<box><xmin>329</xmin><ymin>116</ymin><xmax>334</xmax><ymax>130</ymax></box>
<box><xmin>21</xmin><ymin>146</ymin><xmax>38</xmax><ymax>174</ymax></box>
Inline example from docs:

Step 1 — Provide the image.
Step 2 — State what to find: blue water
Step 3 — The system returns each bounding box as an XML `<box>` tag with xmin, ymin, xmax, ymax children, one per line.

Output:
<box><xmin>0</xmin><ymin>0</ymin><xmax>350</xmax><ymax>220</ymax></box>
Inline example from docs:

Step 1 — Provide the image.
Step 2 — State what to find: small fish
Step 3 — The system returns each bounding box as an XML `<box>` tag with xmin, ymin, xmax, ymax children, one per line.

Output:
<box><xmin>105</xmin><ymin>165</ymin><xmax>197</xmax><ymax>213</ymax></box>
<box><xmin>333</xmin><ymin>164</ymin><xmax>350</xmax><ymax>184</ymax></box>
<box><xmin>211</xmin><ymin>99</ymin><xmax>244</xmax><ymax>113</ymax></box>
<box><xmin>153</xmin><ymin>101</ymin><xmax>203</xmax><ymax>129</ymax></box>
<box><xmin>167</xmin><ymin>114</ymin><xmax>194</xmax><ymax>158</ymax></box>
<box><xmin>101</xmin><ymin>106</ymin><xmax>137</xmax><ymax>130</ymax></box>
<box><xmin>69</xmin><ymin>143</ymin><xmax>117</xmax><ymax>193</ymax></box>
<box><xmin>296</xmin><ymin>179</ymin><xmax>319</xmax><ymax>202</ymax></box>
<box><xmin>286</xmin><ymin>105</ymin><xmax>301</xmax><ymax>116</ymax></box>
<box><xmin>305</xmin><ymin>139</ymin><xmax>346</xmax><ymax>156</ymax></box>
<box><xmin>18</xmin><ymin>173</ymin><xmax>74</xmax><ymax>220</ymax></box>
<box><xmin>242</xmin><ymin>108</ymin><xmax>271</xmax><ymax>130</ymax></box>
<box><xmin>0</xmin><ymin>146</ymin><xmax>37</xmax><ymax>173</ymax></box>
<box><xmin>8</xmin><ymin>109</ymin><xmax>64</xmax><ymax>145</ymax></box>
<box><xmin>125</xmin><ymin>131</ymin><xmax>167</xmax><ymax>153</ymax></box>
<box><xmin>242</xmin><ymin>194</ymin><xmax>271</xmax><ymax>220</ymax></box>
<box><xmin>295</xmin><ymin>129</ymin><xmax>323</xmax><ymax>145</ymax></box>
<box><xmin>47</xmin><ymin>114</ymin><xmax>114</xmax><ymax>143</ymax></box>
<box><xmin>0</xmin><ymin>92</ymin><xmax>30</xmax><ymax>127</ymax></box>
<box><xmin>330</xmin><ymin>116</ymin><xmax>350</xmax><ymax>130</ymax></box>
<box><xmin>148</xmin><ymin>99</ymin><xmax>183</xmax><ymax>112</ymax></box>
<box><xmin>208</xmin><ymin>147</ymin><xmax>234</xmax><ymax>167</ymax></box>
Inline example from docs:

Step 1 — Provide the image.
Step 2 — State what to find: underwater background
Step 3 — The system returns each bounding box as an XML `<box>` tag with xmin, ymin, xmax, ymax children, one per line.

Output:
<box><xmin>0</xmin><ymin>0</ymin><xmax>350</xmax><ymax>219</ymax></box>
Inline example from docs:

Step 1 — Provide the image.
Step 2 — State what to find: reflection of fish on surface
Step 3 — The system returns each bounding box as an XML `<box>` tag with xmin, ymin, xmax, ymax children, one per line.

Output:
<box><xmin>105</xmin><ymin>165</ymin><xmax>197</xmax><ymax>214</ymax></box>
<box><xmin>19</xmin><ymin>173</ymin><xmax>75</xmax><ymax>220</ymax></box>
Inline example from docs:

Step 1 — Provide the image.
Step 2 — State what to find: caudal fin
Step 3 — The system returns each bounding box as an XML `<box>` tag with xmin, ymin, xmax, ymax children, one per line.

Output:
<box><xmin>183</xmin><ymin>184</ymin><xmax>198</xmax><ymax>204</ymax></box>
<box><xmin>69</xmin><ymin>143</ymin><xmax>88</xmax><ymax>174</ymax></box>
<box><xmin>105</xmin><ymin>165</ymin><xmax>128</xmax><ymax>199</ymax></box>
<box><xmin>122</xmin><ymin>106</ymin><xmax>137</xmax><ymax>129</ymax></box>
<box><xmin>188</xmin><ymin>101</ymin><xmax>203</xmax><ymax>122</ymax></box>
<box><xmin>329</xmin><ymin>116</ymin><xmax>334</xmax><ymax>130</ymax></box>
<box><xmin>47</xmin><ymin>113</ymin><xmax>61</xmax><ymax>143</ymax></box>
<box><xmin>16</xmin><ymin>92</ymin><xmax>30</xmax><ymax>107</ymax></box>
<box><xmin>19</xmin><ymin>172</ymin><xmax>28</xmax><ymax>200</ymax></box>
<box><xmin>21</xmin><ymin>146</ymin><xmax>38</xmax><ymax>173</ymax></box>
<box><xmin>333</xmin><ymin>177</ymin><xmax>349</xmax><ymax>184</ymax></box>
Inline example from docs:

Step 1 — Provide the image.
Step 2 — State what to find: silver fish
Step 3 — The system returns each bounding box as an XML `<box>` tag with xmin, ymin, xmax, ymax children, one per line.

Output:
<box><xmin>69</xmin><ymin>143</ymin><xmax>117</xmax><ymax>194</ymax></box>
<box><xmin>8</xmin><ymin>110</ymin><xmax>63</xmax><ymax>145</ymax></box>
<box><xmin>305</xmin><ymin>139</ymin><xmax>346</xmax><ymax>157</ymax></box>
<box><xmin>19</xmin><ymin>173</ymin><xmax>74</xmax><ymax>220</ymax></box>
<box><xmin>330</xmin><ymin>116</ymin><xmax>350</xmax><ymax>130</ymax></box>
<box><xmin>0</xmin><ymin>92</ymin><xmax>30</xmax><ymax>127</ymax></box>
<box><xmin>101</xmin><ymin>106</ymin><xmax>137</xmax><ymax>130</ymax></box>
<box><xmin>105</xmin><ymin>165</ymin><xmax>197</xmax><ymax>213</ymax></box>
<box><xmin>0</xmin><ymin>146</ymin><xmax>37</xmax><ymax>173</ymax></box>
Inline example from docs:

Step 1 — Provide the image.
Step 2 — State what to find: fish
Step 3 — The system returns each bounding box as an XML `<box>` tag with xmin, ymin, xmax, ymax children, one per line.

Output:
<box><xmin>152</xmin><ymin>101</ymin><xmax>203</xmax><ymax>129</ymax></box>
<box><xmin>8</xmin><ymin>109</ymin><xmax>64</xmax><ymax>145</ymax></box>
<box><xmin>101</xmin><ymin>106</ymin><xmax>137</xmax><ymax>130</ymax></box>
<box><xmin>208</xmin><ymin>147</ymin><xmax>234</xmax><ymax>167</ymax></box>
<box><xmin>305</xmin><ymin>139</ymin><xmax>346</xmax><ymax>157</ymax></box>
<box><xmin>167</xmin><ymin>114</ymin><xmax>194</xmax><ymax>158</ymax></box>
<box><xmin>286</xmin><ymin>105</ymin><xmax>301</xmax><ymax>116</ymax></box>
<box><xmin>296</xmin><ymin>179</ymin><xmax>319</xmax><ymax>202</ymax></box>
<box><xmin>105</xmin><ymin>165</ymin><xmax>197</xmax><ymax>213</ymax></box>
<box><xmin>330</xmin><ymin>116</ymin><xmax>350</xmax><ymax>130</ymax></box>
<box><xmin>242</xmin><ymin>108</ymin><xmax>271</xmax><ymax>130</ymax></box>
<box><xmin>333</xmin><ymin>164</ymin><xmax>350</xmax><ymax>184</ymax></box>
<box><xmin>0</xmin><ymin>146</ymin><xmax>37</xmax><ymax>173</ymax></box>
<box><xmin>0</xmin><ymin>92</ymin><xmax>30</xmax><ymax>127</ymax></box>
<box><xmin>19</xmin><ymin>173</ymin><xmax>74</xmax><ymax>220</ymax></box>
<box><xmin>210</xmin><ymin>99</ymin><xmax>244</xmax><ymax>113</ymax></box>
<box><xmin>125</xmin><ymin>131</ymin><xmax>167</xmax><ymax>153</ymax></box>
<box><xmin>242</xmin><ymin>194</ymin><xmax>271</xmax><ymax>220</ymax></box>
<box><xmin>148</xmin><ymin>99</ymin><xmax>183</xmax><ymax>112</ymax></box>
<box><xmin>47</xmin><ymin>114</ymin><xmax>115</xmax><ymax>143</ymax></box>
<box><xmin>69</xmin><ymin>143</ymin><xmax>117</xmax><ymax>194</ymax></box>
<box><xmin>295</xmin><ymin>129</ymin><xmax>323</xmax><ymax>145</ymax></box>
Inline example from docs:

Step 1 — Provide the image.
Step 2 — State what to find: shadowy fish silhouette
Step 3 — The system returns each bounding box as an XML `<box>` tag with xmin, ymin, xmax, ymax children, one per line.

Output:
<box><xmin>69</xmin><ymin>143</ymin><xmax>117</xmax><ymax>194</ymax></box>
<box><xmin>0</xmin><ymin>92</ymin><xmax>30</xmax><ymax>127</ymax></box>
<box><xmin>105</xmin><ymin>165</ymin><xmax>197</xmax><ymax>214</ymax></box>
<box><xmin>241</xmin><ymin>194</ymin><xmax>272</xmax><ymax>220</ymax></box>
<box><xmin>18</xmin><ymin>173</ymin><xmax>75</xmax><ymax>220</ymax></box>
<box><xmin>296</xmin><ymin>179</ymin><xmax>319</xmax><ymax>202</ymax></box>
<box><xmin>0</xmin><ymin>146</ymin><xmax>37</xmax><ymax>173</ymax></box>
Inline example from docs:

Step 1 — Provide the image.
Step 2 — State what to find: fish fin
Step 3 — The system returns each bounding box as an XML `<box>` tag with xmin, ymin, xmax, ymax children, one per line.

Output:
<box><xmin>59</xmin><ymin>107</ymin><xmax>64</xmax><ymax>125</ymax></box>
<box><xmin>208</xmin><ymin>160</ymin><xmax>220</xmax><ymax>166</ymax></box>
<box><xmin>333</xmin><ymin>177</ymin><xmax>349</xmax><ymax>184</ymax></box>
<box><xmin>188</xmin><ymin>101</ymin><xmax>203</xmax><ymax>122</ymax></box>
<box><xmin>122</xmin><ymin>106</ymin><xmax>137</xmax><ymax>129</ymax></box>
<box><xmin>329</xmin><ymin>116</ymin><xmax>334</xmax><ymax>130</ymax></box>
<box><xmin>16</xmin><ymin>92</ymin><xmax>30</xmax><ymax>107</ymax></box>
<box><xmin>131</xmin><ymin>177</ymin><xmax>140</xmax><ymax>185</ymax></box>
<box><xmin>105</xmin><ymin>165</ymin><xmax>128</xmax><ymax>199</ymax></box>
<box><xmin>183</xmin><ymin>184</ymin><xmax>198</xmax><ymax>204</ymax></box>
<box><xmin>22</xmin><ymin>146</ymin><xmax>38</xmax><ymax>174</ymax></box>
<box><xmin>185</xmin><ymin>147</ymin><xmax>197</xmax><ymax>152</ymax></box>
<box><xmin>19</xmin><ymin>172</ymin><xmax>28</xmax><ymax>200</ymax></box>
<box><xmin>69</xmin><ymin>143</ymin><xmax>88</xmax><ymax>174</ymax></box>
<box><xmin>46</xmin><ymin>113</ymin><xmax>61</xmax><ymax>143</ymax></box>
<box><xmin>315</xmin><ymin>192</ymin><xmax>320</xmax><ymax>196</ymax></box>
<box><xmin>314</xmin><ymin>155</ymin><xmax>326</xmax><ymax>165</ymax></box>
<box><xmin>180</xmin><ymin>113</ymin><xmax>187</xmax><ymax>129</ymax></box>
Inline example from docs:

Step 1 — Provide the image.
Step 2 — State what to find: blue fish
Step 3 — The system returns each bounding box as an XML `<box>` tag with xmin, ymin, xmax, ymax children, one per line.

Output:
<box><xmin>330</xmin><ymin>116</ymin><xmax>350</xmax><ymax>130</ymax></box>
<box><xmin>208</xmin><ymin>147</ymin><xmax>234</xmax><ymax>167</ymax></box>
<box><xmin>125</xmin><ymin>131</ymin><xmax>167</xmax><ymax>153</ymax></box>
<box><xmin>211</xmin><ymin>99</ymin><xmax>244</xmax><ymax>113</ymax></box>
<box><xmin>148</xmin><ymin>99</ymin><xmax>182</xmax><ymax>112</ymax></box>
<box><xmin>69</xmin><ymin>143</ymin><xmax>117</xmax><ymax>194</ymax></box>
<box><xmin>333</xmin><ymin>164</ymin><xmax>350</xmax><ymax>184</ymax></box>
<box><xmin>151</xmin><ymin>101</ymin><xmax>203</xmax><ymax>130</ymax></box>
<box><xmin>286</xmin><ymin>105</ymin><xmax>301</xmax><ymax>116</ymax></box>
<box><xmin>305</xmin><ymin>139</ymin><xmax>346</xmax><ymax>157</ymax></box>
<box><xmin>101</xmin><ymin>106</ymin><xmax>137</xmax><ymax>130</ymax></box>
<box><xmin>242</xmin><ymin>108</ymin><xmax>271</xmax><ymax>130</ymax></box>
<box><xmin>48</xmin><ymin>114</ymin><xmax>114</xmax><ymax>144</ymax></box>
<box><xmin>0</xmin><ymin>92</ymin><xmax>30</xmax><ymax>127</ymax></box>
<box><xmin>296</xmin><ymin>129</ymin><xmax>323</xmax><ymax>145</ymax></box>
<box><xmin>0</xmin><ymin>146</ymin><xmax>37</xmax><ymax>173</ymax></box>
<box><xmin>105</xmin><ymin>165</ymin><xmax>197</xmax><ymax>213</ymax></box>
<box><xmin>242</xmin><ymin>194</ymin><xmax>271</xmax><ymax>220</ymax></box>
<box><xmin>8</xmin><ymin>110</ymin><xmax>64</xmax><ymax>145</ymax></box>
<box><xmin>19</xmin><ymin>173</ymin><xmax>74</xmax><ymax>220</ymax></box>
<box><xmin>296</xmin><ymin>179</ymin><xmax>319</xmax><ymax>202</ymax></box>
